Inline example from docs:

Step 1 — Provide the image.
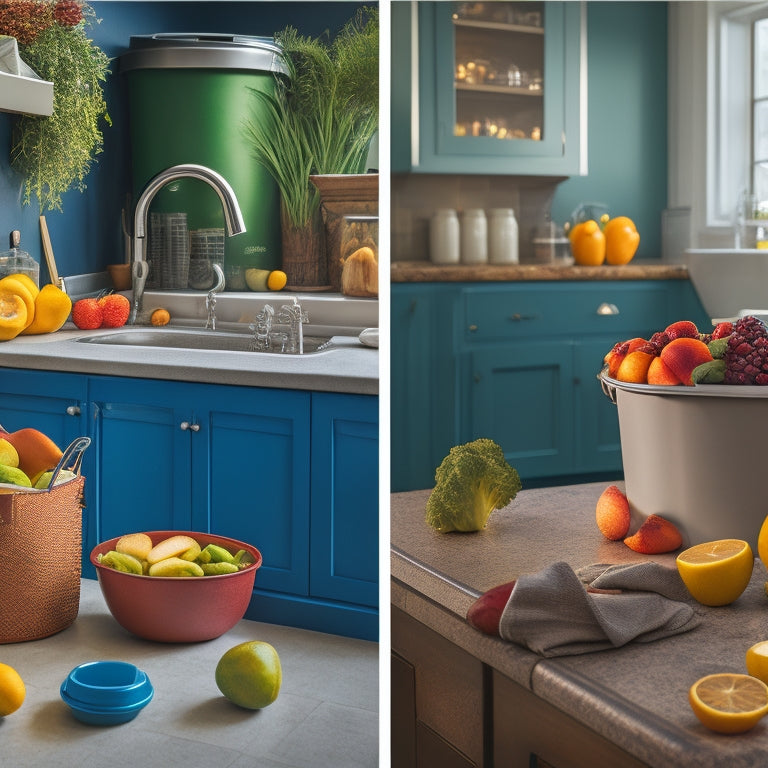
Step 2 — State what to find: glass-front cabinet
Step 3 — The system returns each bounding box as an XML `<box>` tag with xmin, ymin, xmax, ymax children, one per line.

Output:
<box><xmin>391</xmin><ymin>1</ymin><xmax>586</xmax><ymax>176</ymax></box>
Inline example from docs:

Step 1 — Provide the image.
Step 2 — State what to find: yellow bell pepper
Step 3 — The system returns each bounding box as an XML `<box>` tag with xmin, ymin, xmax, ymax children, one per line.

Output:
<box><xmin>604</xmin><ymin>216</ymin><xmax>640</xmax><ymax>265</ymax></box>
<box><xmin>569</xmin><ymin>220</ymin><xmax>606</xmax><ymax>266</ymax></box>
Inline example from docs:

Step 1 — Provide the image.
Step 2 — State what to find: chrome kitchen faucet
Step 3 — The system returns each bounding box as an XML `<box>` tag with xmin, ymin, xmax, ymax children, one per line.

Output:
<box><xmin>129</xmin><ymin>164</ymin><xmax>246</xmax><ymax>323</ymax></box>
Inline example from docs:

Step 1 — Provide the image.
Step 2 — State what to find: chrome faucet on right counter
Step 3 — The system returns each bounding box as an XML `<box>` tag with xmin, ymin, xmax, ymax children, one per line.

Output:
<box><xmin>250</xmin><ymin>297</ymin><xmax>308</xmax><ymax>354</ymax></box>
<box><xmin>130</xmin><ymin>164</ymin><xmax>246</xmax><ymax>324</ymax></box>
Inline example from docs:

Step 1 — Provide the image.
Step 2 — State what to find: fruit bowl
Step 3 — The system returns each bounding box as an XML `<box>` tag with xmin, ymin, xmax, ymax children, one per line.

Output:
<box><xmin>90</xmin><ymin>531</ymin><xmax>262</xmax><ymax>642</ymax></box>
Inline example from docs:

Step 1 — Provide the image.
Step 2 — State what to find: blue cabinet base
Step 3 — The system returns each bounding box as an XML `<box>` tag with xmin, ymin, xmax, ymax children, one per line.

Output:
<box><xmin>246</xmin><ymin>589</ymin><xmax>378</xmax><ymax>642</ymax></box>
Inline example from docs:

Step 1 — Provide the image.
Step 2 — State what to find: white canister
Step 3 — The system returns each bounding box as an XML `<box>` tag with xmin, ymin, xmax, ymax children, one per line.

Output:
<box><xmin>461</xmin><ymin>208</ymin><xmax>488</xmax><ymax>264</ymax></box>
<box><xmin>429</xmin><ymin>209</ymin><xmax>460</xmax><ymax>264</ymax></box>
<box><xmin>488</xmin><ymin>208</ymin><xmax>519</xmax><ymax>264</ymax></box>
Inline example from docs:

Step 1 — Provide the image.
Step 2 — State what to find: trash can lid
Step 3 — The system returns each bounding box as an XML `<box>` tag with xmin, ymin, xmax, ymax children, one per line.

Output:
<box><xmin>119</xmin><ymin>33</ymin><xmax>288</xmax><ymax>75</ymax></box>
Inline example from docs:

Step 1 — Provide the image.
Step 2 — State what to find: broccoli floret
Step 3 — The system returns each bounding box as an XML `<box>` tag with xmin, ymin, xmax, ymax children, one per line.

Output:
<box><xmin>425</xmin><ymin>438</ymin><xmax>522</xmax><ymax>533</ymax></box>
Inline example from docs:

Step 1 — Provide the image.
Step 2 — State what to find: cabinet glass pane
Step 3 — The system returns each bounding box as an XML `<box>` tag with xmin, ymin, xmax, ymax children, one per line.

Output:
<box><xmin>452</xmin><ymin>1</ymin><xmax>545</xmax><ymax>141</ymax></box>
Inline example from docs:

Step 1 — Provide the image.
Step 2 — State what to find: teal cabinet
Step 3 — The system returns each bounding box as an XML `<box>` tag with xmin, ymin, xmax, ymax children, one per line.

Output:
<box><xmin>391</xmin><ymin>280</ymin><xmax>711</xmax><ymax>490</ymax></box>
<box><xmin>392</xmin><ymin>1</ymin><xmax>585</xmax><ymax>175</ymax></box>
<box><xmin>0</xmin><ymin>368</ymin><xmax>376</xmax><ymax>640</ymax></box>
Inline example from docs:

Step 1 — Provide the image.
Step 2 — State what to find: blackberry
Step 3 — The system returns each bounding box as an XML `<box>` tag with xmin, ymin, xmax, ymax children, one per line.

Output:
<box><xmin>724</xmin><ymin>316</ymin><xmax>768</xmax><ymax>384</ymax></box>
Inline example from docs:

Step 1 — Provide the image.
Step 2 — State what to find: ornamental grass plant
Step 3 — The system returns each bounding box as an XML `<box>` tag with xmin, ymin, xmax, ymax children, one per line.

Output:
<box><xmin>0</xmin><ymin>0</ymin><xmax>110</xmax><ymax>212</ymax></box>
<box><xmin>243</xmin><ymin>7</ymin><xmax>378</xmax><ymax>231</ymax></box>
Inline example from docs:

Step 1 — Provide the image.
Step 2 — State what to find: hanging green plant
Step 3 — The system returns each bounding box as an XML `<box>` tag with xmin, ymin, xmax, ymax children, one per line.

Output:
<box><xmin>0</xmin><ymin>0</ymin><xmax>111</xmax><ymax>212</ymax></box>
<box><xmin>243</xmin><ymin>6</ymin><xmax>378</xmax><ymax>230</ymax></box>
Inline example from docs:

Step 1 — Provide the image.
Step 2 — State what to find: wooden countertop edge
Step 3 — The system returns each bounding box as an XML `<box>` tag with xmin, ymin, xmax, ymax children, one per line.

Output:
<box><xmin>391</xmin><ymin>261</ymin><xmax>690</xmax><ymax>282</ymax></box>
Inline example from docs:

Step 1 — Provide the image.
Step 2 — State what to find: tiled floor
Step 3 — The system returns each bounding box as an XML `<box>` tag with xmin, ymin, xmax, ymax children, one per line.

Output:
<box><xmin>0</xmin><ymin>579</ymin><xmax>379</xmax><ymax>767</ymax></box>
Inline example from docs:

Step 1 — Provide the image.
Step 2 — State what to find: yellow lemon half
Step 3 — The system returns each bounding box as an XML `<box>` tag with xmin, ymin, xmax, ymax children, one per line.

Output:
<box><xmin>689</xmin><ymin>673</ymin><xmax>768</xmax><ymax>734</ymax></box>
<box><xmin>746</xmin><ymin>641</ymin><xmax>768</xmax><ymax>686</ymax></box>
<box><xmin>0</xmin><ymin>662</ymin><xmax>25</xmax><ymax>716</ymax></box>
<box><xmin>215</xmin><ymin>640</ymin><xmax>281</xmax><ymax>709</ymax></box>
<box><xmin>676</xmin><ymin>539</ymin><xmax>753</xmax><ymax>606</ymax></box>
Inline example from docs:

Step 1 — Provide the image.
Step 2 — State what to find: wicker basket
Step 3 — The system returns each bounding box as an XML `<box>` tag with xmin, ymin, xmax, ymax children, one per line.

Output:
<box><xmin>0</xmin><ymin>437</ymin><xmax>90</xmax><ymax>643</ymax></box>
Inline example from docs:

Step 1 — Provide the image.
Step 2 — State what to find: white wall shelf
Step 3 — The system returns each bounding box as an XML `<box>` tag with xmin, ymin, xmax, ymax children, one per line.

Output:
<box><xmin>0</xmin><ymin>71</ymin><xmax>53</xmax><ymax>116</ymax></box>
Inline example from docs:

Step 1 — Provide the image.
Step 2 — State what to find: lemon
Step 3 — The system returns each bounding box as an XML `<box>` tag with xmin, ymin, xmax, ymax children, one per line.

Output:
<box><xmin>215</xmin><ymin>640</ymin><xmax>281</xmax><ymax>709</ymax></box>
<box><xmin>676</xmin><ymin>539</ymin><xmax>753</xmax><ymax>606</ymax></box>
<box><xmin>747</xmin><ymin>641</ymin><xmax>768</xmax><ymax>685</ymax></box>
<box><xmin>689</xmin><ymin>673</ymin><xmax>768</xmax><ymax>734</ymax></box>
<box><xmin>0</xmin><ymin>662</ymin><xmax>25</xmax><ymax>716</ymax></box>
<box><xmin>757</xmin><ymin>516</ymin><xmax>768</xmax><ymax>569</ymax></box>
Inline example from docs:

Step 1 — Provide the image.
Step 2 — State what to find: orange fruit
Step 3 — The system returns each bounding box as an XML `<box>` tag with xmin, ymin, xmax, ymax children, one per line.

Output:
<box><xmin>215</xmin><ymin>640</ymin><xmax>281</xmax><ymax>709</ymax></box>
<box><xmin>2</xmin><ymin>427</ymin><xmax>63</xmax><ymax>480</ymax></box>
<box><xmin>689</xmin><ymin>673</ymin><xmax>768</xmax><ymax>734</ymax></box>
<box><xmin>569</xmin><ymin>220</ymin><xmax>606</xmax><ymax>266</ymax></box>
<box><xmin>0</xmin><ymin>663</ymin><xmax>25</xmax><ymax>716</ymax></box>
<box><xmin>150</xmin><ymin>308</ymin><xmax>170</xmax><ymax>326</ymax></box>
<box><xmin>676</xmin><ymin>539</ymin><xmax>753</xmax><ymax>606</ymax></box>
<box><xmin>21</xmin><ymin>283</ymin><xmax>72</xmax><ymax>335</ymax></box>
<box><xmin>267</xmin><ymin>270</ymin><xmax>288</xmax><ymax>291</ymax></box>
<box><xmin>615</xmin><ymin>349</ymin><xmax>654</xmax><ymax>383</ymax></box>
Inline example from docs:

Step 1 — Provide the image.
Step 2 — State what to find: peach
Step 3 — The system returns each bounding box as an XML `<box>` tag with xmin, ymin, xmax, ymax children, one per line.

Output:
<box><xmin>659</xmin><ymin>337</ymin><xmax>714</xmax><ymax>386</ymax></box>
<box><xmin>0</xmin><ymin>427</ymin><xmax>63</xmax><ymax>480</ymax></box>
<box><xmin>606</xmin><ymin>337</ymin><xmax>648</xmax><ymax>378</ymax></box>
<box><xmin>624</xmin><ymin>514</ymin><xmax>683</xmax><ymax>554</ymax></box>
<box><xmin>646</xmin><ymin>355</ymin><xmax>682</xmax><ymax>386</ymax></box>
<box><xmin>596</xmin><ymin>485</ymin><xmax>631</xmax><ymax>540</ymax></box>
<box><xmin>616</xmin><ymin>349</ymin><xmax>655</xmax><ymax>383</ymax></box>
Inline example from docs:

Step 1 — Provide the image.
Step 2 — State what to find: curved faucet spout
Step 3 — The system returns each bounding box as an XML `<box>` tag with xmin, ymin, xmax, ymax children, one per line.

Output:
<box><xmin>130</xmin><ymin>164</ymin><xmax>246</xmax><ymax>323</ymax></box>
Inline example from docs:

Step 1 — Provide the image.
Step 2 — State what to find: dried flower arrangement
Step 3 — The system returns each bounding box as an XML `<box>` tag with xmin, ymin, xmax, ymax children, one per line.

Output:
<box><xmin>0</xmin><ymin>0</ymin><xmax>111</xmax><ymax>212</ymax></box>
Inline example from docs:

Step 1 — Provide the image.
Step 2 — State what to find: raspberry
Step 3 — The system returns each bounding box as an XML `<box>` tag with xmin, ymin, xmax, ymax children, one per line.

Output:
<box><xmin>71</xmin><ymin>298</ymin><xmax>102</xmax><ymax>330</ymax></box>
<box><xmin>724</xmin><ymin>316</ymin><xmax>768</xmax><ymax>384</ymax></box>
<box><xmin>98</xmin><ymin>294</ymin><xmax>130</xmax><ymax>328</ymax></box>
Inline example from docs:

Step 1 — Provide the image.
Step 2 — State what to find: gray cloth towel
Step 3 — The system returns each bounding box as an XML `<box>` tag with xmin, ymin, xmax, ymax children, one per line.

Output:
<box><xmin>498</xmin><ymin>561</ymin><xmax>701</xmax><ymax>657</ymax></box>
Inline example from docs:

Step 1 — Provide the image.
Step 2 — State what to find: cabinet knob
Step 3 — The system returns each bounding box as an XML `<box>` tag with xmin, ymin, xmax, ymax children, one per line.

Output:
<box><xmin>66</xmin><ymin>406</ymin><xmax>80</xmax><ymax>416</ymax></box>
<box><xmin>468</xmin><ymin>324</ymin><xmax>478</xmax><ymax>332</ymax></box>
<box><xmin>180</xmin><ymin>421</ymin><xmax>200</xmax><ymax>432</ymax></box>
<box><xmin>596</xmin><ymin>302</ymin><xmax>620</xmax><ymax>316</ymax></box>
<box><xmin>508</xmin><ymin>313</ymin><xmax>536</xmax><ymax>322</ymax></box>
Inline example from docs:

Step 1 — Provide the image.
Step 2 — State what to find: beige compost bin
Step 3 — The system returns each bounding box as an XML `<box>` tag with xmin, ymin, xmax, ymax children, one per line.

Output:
<box><xmin>600</xmin><ymin>371</ymin><xmax>768</xmax><ymax>552</ymax></box>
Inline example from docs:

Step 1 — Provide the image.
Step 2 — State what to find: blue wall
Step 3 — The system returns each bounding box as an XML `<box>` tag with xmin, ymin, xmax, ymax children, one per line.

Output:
<box><xmin>551</xmin><ymin>2</ymin><xmax>668</xmax><ymax>260</ymax></box>
<box><xmin>0</xmin><ymin>1</ymin><xmax>366</xmax><ymax>283</ymax></box>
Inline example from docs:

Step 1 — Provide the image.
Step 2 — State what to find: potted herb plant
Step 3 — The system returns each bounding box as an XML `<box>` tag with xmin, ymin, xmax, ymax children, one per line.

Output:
<box><xmin>0</xmin><ymin>0</ymin><xmax>110</xmax><ymax>212</ymax></box>
<box><xmin>243</xmin><ymin>6</ymin><xmax>378</xmax><ymax>288</ymax></box>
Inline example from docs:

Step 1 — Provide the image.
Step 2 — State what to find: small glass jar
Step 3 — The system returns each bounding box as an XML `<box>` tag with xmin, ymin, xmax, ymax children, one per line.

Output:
<box><xmin>461</xmin><ymin>209</ymin><xmax>488</xmax><ymax>264</ymax></box>
<box><xmin>488</xmin><ymin>208</ymin><xmax>519</xmax><ymax>264</ymax></box>
<box><xmin>430</xmin><ymin>209</ymin><xmax>460</xmax><ymax>264</ymax></box>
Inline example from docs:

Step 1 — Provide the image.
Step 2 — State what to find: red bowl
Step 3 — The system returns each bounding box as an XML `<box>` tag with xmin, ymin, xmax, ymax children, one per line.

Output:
<box><xmin>90</xmin><ymin>530</ymin><xmax>262</xmax><ymax>643</ymax></box>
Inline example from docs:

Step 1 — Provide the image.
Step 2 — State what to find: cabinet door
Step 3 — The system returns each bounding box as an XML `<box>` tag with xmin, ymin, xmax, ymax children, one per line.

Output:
<box><xmin>405</xmin><ymin>1</ymin><xmax>584</xmax><ymax>175</ymax></box>
<box><xmin>469</xmin><ymin>342</ymin><xmax>575</xmax><ymax>478</ymax></box>
<box><xmin>310</xmin><ymin>392</ymin><xmax>378</xmax><ymax>610</ymax></box>
<box><xmin>200</xmin><ymin>384</ymin><xmax>311</xmax><ymax>596</ymax></box>
<box><xmin>0</xmin><ymin>369</ymin><xmax>87</xmax><ymax>450</ymax></box>
<box><xmin>87</xmin><ymin>377</ymin><xmax>194</xmax><ymax>550</ymax></box>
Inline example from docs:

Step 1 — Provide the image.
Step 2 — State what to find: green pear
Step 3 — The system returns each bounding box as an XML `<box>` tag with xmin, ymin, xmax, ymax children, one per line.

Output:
<box><xmin>148</xmin><ymin>557</ymin><xmax>204</xmax><ymax>577</ymax></box>
<box><xmin>33</xmin><ymin>469</ymin><xmax>77</xmax><ymax>490</ymax></box>
<box><xmin>0</xmin><ymin>463</ymin><xmax>31</xmax><ymax>487</ymax></box>
<box><xmin>245</xmin><ymin>269</ymin><xmax>270</xmax><ymax>291</ymax></box>
<box><xmin>199</xmin><ymin>543</ymin><xmax>236</xmax><ymax>564</ymax></box>
<box><xmin>201</xmin><ymin>562</ymin><xmax>240</xmax><ymax>575</ymax></box>
<box><xmin>99</xmin><ymin>550</ymin><xmax>143</xmax><ymax>575</ymax></box>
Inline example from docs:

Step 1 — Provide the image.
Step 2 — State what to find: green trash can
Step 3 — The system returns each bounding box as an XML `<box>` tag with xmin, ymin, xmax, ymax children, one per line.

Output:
<box><xmin>120</xmin><ymin>34</ymin><xmax>288</xmax><ymax>289</ymax></box>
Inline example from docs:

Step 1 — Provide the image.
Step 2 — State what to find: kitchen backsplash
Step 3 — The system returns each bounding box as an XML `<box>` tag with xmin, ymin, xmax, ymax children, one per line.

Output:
<box><xmin>391</xmin><ymin>173</ymin><xmax>561</xmax><ymax>264</ymax></box>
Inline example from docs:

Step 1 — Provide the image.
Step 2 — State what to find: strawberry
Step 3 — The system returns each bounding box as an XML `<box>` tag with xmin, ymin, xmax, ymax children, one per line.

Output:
<box><xmin>71</xmin><ymin>298</ymin><xmax>103</xmax><ymax>330</ymax></box>
<box><xmin>595</xmin><ymin>485</ymin><xmax>631</xmax><ymax>540</ymax></box>
<box><xmin>466</xmin><ymin>580</ymin><xmax>516</xmax><ymax>636</ymax></box>
<box><xmin>712</xmin><ymin>321</ymin><xmax>734</xmax><ymax>340</ymax></box>
<box><xmin>624</xmin><ymin>514</ymin><xmax>683</xmax><ymax>554</ymax></box>
<box><xmin>98</xmin><ymin>294</ymin><xmax>130</xmax><ymax>328</ymax></box>
<box><xmin>664</xmin><ymin>320</ymin><xmax>699</xmax><ymax>341</ymax></box>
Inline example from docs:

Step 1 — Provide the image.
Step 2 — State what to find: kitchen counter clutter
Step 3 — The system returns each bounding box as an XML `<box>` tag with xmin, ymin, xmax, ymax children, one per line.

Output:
<box><xmin>1</xmin><ymin>579</ymin><xmax>378</xmax><ymax>768</ymax></box>
<box><xmin>391</xmin><ymin>483</ymin><xmax>768</xmax><ymax>768</ymax></box>
<box><xmin>391</xmin><ymin>259</ymin><xmax>691</xmax><ymax>283</ymax></box>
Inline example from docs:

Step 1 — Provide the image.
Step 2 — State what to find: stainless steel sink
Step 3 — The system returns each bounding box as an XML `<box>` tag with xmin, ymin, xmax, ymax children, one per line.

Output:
<box><xmin>76</xmin><ymin>327</ymin><xmax>333</xmax><ymax>354</ymax></box>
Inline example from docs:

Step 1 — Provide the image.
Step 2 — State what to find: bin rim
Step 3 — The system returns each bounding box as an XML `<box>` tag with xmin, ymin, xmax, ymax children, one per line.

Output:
<box><xmin>120</xmin><ymin>32</ymin><xmax>288</xmax><ymax>75</ymax></box>
<box><xmin>598</xmin><ymin>367</ymin><xmax>768</xmax><ymax>401</ymax></box>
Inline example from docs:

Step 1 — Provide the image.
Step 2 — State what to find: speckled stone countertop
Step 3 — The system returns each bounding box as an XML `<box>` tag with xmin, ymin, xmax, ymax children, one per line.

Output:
<box><xmin>391</xmin><ymin>484</ymin><xmax>768</xmax><ymax>768</ymax></box>
<box><xmin>391</xmin><ymin>260</ymin><xmax>691</xmax><ymax>283</ymax></box>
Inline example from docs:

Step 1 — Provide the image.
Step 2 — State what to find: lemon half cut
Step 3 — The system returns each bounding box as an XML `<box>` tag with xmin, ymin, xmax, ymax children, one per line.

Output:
<box><xmin>689</xmin><ymin>673</ymin><xmax>768</xmax><ymax>734</ymax></box>
<box><xmin>676</xmin><ymin>539</ymin><xmax>753</xmax><ymax>606</ymax></box>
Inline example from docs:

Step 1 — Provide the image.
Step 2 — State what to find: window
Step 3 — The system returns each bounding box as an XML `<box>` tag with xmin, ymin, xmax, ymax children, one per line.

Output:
<box><xmin>753</xmin><ymin>18</ymin><xmax>768</xmax><ymax>201</ymax></box>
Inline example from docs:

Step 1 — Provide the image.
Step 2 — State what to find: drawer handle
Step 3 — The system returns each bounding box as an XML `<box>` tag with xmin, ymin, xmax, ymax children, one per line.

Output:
<box><xmin>596</xmin><ymin>302</ymin><xmax>620</xmax><ymax>316</ymax></box>
<box><xmin>468</xmin><ymin>324</ymin><xmax>478</xmax><ymax>332</ymax></box>
<box><xmin>180</xmin><ymin>421</ymin><xmax>200</xmax><ymax>432</ymax></box>
<box><xmin>508</xmin><ymin>313</ymin><xmax>536</xmax><ymax>322</ymax></box>
<box><xmin>66</xmin><ymin>405</ymin><xmax>80</xmax><ymax>416</ymax></box>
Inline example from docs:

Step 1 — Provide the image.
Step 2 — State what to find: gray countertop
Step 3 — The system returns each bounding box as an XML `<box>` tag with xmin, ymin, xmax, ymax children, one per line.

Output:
<box><xmin>0</xmin><ymin>323</ymin><xmax>378</xmax><ymax>396</ymax></box>
<box><xmin>391</xmin><ymin>484</ymin><xmax>768</xmax><ymax>768</ymax></box>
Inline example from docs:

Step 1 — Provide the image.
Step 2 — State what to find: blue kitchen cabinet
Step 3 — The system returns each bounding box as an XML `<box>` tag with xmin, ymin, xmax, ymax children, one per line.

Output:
<box><xmin>0</xmin><ymin>369</ymin><xmax>88</xmax><ymax>453</ymax></box>
<box><xmin>392</xmin><ymin>1</ymin><xmax>585</xmax><ymax>175</ymax></box>
<box><xmin>391</xmin><ymin>279</ymin><xmax>711</xmax><ymax>490</ymax></box>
